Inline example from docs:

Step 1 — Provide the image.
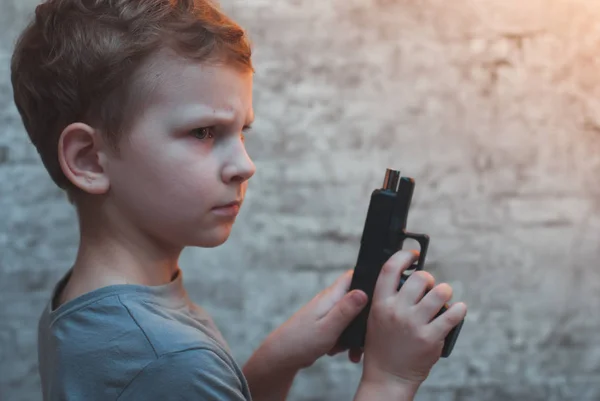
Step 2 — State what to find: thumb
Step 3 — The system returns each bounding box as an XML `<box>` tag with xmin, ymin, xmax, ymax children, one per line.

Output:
<box><xmin>320</xmin><ymin>290</ymin><xmax>368</xmax><ymax>335</ymax></box>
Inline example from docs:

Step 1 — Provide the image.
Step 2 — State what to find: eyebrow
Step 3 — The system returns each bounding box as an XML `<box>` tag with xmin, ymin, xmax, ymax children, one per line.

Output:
<box><xmin>171</xmin><ymin>105</ymin><xmax>253</xmax><ymax>129</ymax></box>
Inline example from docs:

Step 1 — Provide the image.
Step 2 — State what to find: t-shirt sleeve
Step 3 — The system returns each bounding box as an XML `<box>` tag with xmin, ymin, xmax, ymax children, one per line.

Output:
<box><xmin>117</xmin><ymin>348</ymin><xmax>249</xmax><ymax>401</ymax></box>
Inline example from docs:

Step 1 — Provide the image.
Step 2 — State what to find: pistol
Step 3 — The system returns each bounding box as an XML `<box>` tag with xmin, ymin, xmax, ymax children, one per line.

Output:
<box><xmin>338</xmin><ymin>168</ymin><xmax>464</xmax><ymax>358</ymax></box>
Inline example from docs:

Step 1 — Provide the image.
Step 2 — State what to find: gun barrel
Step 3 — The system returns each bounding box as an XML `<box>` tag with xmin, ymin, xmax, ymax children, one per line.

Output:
<box><xmin>383</xmin><ymin>168</ymin><xmax>401</xmax><ymax>192</ymax></box>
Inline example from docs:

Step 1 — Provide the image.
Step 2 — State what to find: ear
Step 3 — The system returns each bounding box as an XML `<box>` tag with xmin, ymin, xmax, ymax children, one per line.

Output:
<box><xmin>58</xmin><ymin>123</ymin><xmax>110</xmax><ymax>195</ymax></box>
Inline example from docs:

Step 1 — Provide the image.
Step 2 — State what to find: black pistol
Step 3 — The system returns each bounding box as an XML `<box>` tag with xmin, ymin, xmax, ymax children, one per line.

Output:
<box><xmin>338</xmin><ymin>168</ymin><xmax>464</xmax><ymax>358</ymax></box>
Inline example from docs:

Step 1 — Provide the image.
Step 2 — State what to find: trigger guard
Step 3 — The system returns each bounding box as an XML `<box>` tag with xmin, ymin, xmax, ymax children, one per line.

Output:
<box><xmin>400</xmin><ymin>232</ymin><xmax>429</xmax><ymax>271</ymax></box>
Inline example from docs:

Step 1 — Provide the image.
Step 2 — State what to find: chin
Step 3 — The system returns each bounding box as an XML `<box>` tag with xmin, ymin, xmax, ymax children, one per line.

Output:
<box><xmin>190</xmin><ymin>226</ymin><xmax>233</xmax><ymax>248</ymax></box>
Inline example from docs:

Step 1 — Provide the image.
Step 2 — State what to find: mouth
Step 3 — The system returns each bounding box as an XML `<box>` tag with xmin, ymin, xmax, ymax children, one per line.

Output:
<box><xmin>214</xmin><ymin>200</ymin><xmax>241</xmax><ymax>209</ymax></box>
<box><xmin>212</xmin><ymin>200</ymin><xmax>242</xmax><ymax>217</ymax></box>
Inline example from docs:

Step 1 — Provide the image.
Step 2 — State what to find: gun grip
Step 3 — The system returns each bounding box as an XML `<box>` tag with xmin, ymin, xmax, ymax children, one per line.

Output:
<box><xmin>436</xmin><ymin>305</ymin><xmax>465</xmax><ymax>358</ymax></box>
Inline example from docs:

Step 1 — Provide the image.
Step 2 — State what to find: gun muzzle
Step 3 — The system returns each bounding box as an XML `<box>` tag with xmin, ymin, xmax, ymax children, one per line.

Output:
<box><xmin>383</xmin><ymin>168</ymin><xmax>401</xmax><ymax>192</ymax></box>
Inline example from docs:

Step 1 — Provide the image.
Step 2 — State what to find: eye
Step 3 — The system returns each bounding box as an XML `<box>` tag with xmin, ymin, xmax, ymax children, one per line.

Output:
<box><xmin>190</xmin><ymin>127</ymin><xmax>214</xmax><ymax>140</ymax></box>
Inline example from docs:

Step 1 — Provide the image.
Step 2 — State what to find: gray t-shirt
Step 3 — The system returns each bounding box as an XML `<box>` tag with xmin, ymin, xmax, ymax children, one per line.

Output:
<box><xmin>38</xmin><ymin>269</ymin><xmax>252</xmax><ymax>401</ymax></box>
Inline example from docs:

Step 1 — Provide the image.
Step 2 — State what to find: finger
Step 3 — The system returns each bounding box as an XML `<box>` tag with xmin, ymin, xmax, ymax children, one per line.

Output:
<box><xmin>327</xmin><ymin>344</ymin><xmax>346</xmax><ymax>356</ymax></box>
<box><xmin>327</xmin><ymin>269</ymin><xmax>355</xmax><ymax>298</ymax></box>
<box><xmin>373</xmin><ymin>250</ymin><xmax>419</xmax><ymax>301</ymax></box>
<box><xmin>318</xmin><ymin>289</ymin><xmax>368</xmax><ymax>336</ymax></box>
<box><xmin>414</xmin><ymin>283</ymin><xmax>453</xmax><ymax>324</ymax></box>
<box><xmin>348</xmin><ymin>348</ymin><xmax>363</xmax><ymax>363</ymax></box>
<box><xmin>315</xmin><ymin>270</ymin><xmax>354</xmax><ymax>318</ymax></box>
<box><xmin>427</xmin><ymin>302</ymin><xmax>467</xmax><ymax>339</ymax></box>
<box><xmin>396</xmin><ymin>270</ymin><xmax>435</xmax><ymax>307</ymax></box>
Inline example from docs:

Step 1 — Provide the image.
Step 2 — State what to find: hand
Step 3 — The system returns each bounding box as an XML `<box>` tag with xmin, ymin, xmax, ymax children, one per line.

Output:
<box><xmin>261</xmin><ymin>270</ymin><xmax>369</xmax><ymax>371</ymax></box>
<box><xmin>361</xmin><ymin>250</ymin><xmax>467</xmax><ymax>391</ymax></box>
<box><xmin>243</xmin><ymin>271</ymin><xmax>368</xmax><ymax>401</ymax></box>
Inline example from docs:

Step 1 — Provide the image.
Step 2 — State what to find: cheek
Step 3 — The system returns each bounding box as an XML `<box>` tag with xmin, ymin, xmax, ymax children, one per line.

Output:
<box><xmin>107</xmin><ymin>146</ymin><xmax>218</xmax><ymax>218</ymax></box>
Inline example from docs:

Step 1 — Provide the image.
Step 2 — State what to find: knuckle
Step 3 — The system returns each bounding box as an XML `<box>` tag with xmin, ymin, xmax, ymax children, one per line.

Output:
<box><xmin>391</xmin><ymin>310</ymin><xmax>407</xmax><ymax>327</ymax></box>
<box><xmin>441</xmin><ymin>316</ymin><xmax>459</xmax><ymax>333</ymax></box>
<box><xmin>443</xmin><ymin>312</ymin><xmax>458</xmax><ymax>327</ymax></box>
<box><xmin>389</xmin><ymin>303</ymin><xmax>405</xmax><ymax>321</ymax></box>
<box><xmin>336</xmin><ymin>303</ymin><xmax>350</xmax><ymax>320</ymax></box>
<box><xmin>381</xmin><ymin>259</ymin><xmax>398</xmax><ymax>275</ymax></box>
<box><xmin>371</xmin><ymin>299</ymin><xmax>390</xmax><ymax>318</ymax></box>
<box><xmin>394</xmin><ymin>304</ymin><xmax>416</xmax><ymax>324</ymax></box>
<box><xmin>316</xmin><ymin>321</ymin><xmax>330</xmax><ymax>337</ymax></box>
<box><xmin>385</xmin><ymin>299</ymin><xmax>399</xmax><ymax>317</ymax></box>
<box><xmin>414</xmin><ymin>330</ymin><xmax>432</xmax><ymax>346</ymax></box>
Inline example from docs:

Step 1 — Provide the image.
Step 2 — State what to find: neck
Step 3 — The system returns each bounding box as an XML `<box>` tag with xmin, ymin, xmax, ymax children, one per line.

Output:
<box><xmin>71</xmin><ymin>197</ymin><xmax>183</xmax><ymax>288</ymax></box>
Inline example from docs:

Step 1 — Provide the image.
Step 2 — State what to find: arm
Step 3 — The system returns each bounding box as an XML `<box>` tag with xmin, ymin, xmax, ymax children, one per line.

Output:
<box><xmin>242</xmin><ymin>338</ymin><xmax>299</xmax><ymax>401</ymax></box>
<box><xmin>353</xmin><ymin>379</ymin><xmax>419</xmax><ymax>401</ymax></box>
<box><xmin>117</xmin><ymin>348</ymin><xmax>250</xmax><ymax>400</ymax></box>
<box><xmin>244</xmin><ymin>344</ymin><xmax>421</xmax><ymax>401</ymax></box>
<box><xmin>241</xmin><ymin>271</ymin><xmax>369</xmax><ymax>401</ymax></box>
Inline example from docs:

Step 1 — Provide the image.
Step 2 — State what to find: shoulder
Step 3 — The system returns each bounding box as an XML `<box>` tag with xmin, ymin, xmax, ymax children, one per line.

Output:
<box><xmin>117</xmin><ymin>347</ymin><xmax>251</xmax><ymax>400</ymax></box>
<box><xmin>39</xmin><ymin>292</ymin><xmax>161</xmax><ymax>399</ymax></box>
<box><xmin>39</xmin><ymin>286</ymin><xmax>249</xmax><ymax>400</ymax></box>
<box><xmin>117</xmin><ymin>293</ymin><xmax>230</xmax><ymax>357</ymax></box>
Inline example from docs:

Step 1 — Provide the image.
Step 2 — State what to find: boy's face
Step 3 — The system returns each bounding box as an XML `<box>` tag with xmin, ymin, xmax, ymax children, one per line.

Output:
<box><xmin>104</xmin><ymin>55</ymin><xmax>256</xmax><ymax>249</ymax></box>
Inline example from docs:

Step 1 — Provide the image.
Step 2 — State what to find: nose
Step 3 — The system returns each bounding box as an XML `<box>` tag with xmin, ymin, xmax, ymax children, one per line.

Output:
<box><xmin>221</xmin><ymin>140</ymin><xmax>256</xmax><ymax>184</ymax></box>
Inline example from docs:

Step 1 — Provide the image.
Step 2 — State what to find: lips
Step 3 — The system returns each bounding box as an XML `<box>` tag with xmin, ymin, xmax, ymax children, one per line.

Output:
<box><xmin>211</xmin><ymin>200</ymin><xmax>242</xmax><ymax>217</ymax></box>
<box><xmin>213</xmin><ymin>200</ymin><xmax>241</xmax><ymax>209</ymax></box>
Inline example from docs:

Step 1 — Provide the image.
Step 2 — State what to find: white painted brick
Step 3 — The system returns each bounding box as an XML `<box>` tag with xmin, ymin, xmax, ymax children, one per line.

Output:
<box><xmin>2</xmin><ymin>0</ymin><xmax>600</xmax><ymax>399</ymax></box>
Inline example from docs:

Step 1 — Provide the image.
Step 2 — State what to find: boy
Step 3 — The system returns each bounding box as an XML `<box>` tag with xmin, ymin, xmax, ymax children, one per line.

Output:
<box><xmin>10</xmin><ymin>0</ymin><xmax>467</xmax><ymax>400</ymax></box>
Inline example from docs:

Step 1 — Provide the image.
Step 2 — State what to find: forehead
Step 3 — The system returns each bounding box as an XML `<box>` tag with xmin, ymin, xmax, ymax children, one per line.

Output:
<box><xmin>136</xmin><ymin>51</ymin><xmax>254</xmax><ymax>120</ymax></box>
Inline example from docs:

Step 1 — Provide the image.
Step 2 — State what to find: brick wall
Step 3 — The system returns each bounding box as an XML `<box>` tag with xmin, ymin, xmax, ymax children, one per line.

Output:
<box><xmin>2</xmin><ymin>1</ymin><xmax>600</xmax><ymax>400</ymax></box>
